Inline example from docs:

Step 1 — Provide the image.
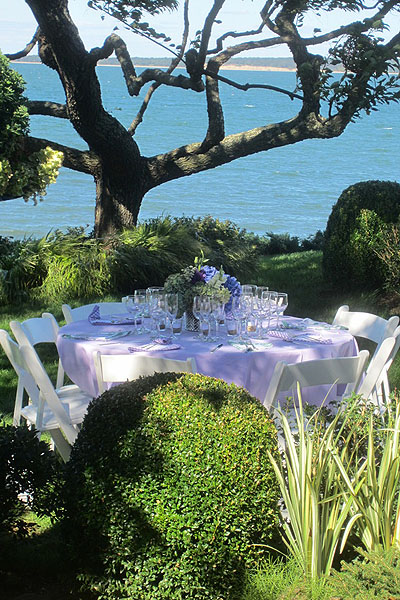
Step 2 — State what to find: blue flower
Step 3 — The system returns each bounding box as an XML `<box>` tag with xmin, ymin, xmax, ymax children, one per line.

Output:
<box><xmin>200</xmin><ymin>265</ymin><xmax>218</xmax><ymax>282</ymax></box>
<box><xmin>223</xmin><ymin>276</ymin><xmax>241</xmax><ymax>313</ymax></box>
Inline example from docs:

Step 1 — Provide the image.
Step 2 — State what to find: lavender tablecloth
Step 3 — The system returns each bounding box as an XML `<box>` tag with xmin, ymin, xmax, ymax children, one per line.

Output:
<box><xmin>56</xmin><ymin>315</ymin><xmax>358</xmax><ymax>403</ymax></box>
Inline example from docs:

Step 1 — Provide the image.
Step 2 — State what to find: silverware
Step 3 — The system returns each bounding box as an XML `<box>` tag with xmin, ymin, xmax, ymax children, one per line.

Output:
<box><xmin>210</xmin><ymin>343</ymin><xmax>223</xmax><ymax>353</ymax></box>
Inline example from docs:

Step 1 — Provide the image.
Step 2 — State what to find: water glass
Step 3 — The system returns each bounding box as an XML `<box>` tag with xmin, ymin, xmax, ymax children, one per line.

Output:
<box><xmin>172</xmin><ymin>318</ymin><xmax>183</xmax><ymax>336</ymax></box>
<box><xmin>241</xmin><ymin>284</ymin><xmax>258</xmax><ymax>296</ymax></box>
<box><xmin>226</xmin><ymin>318</ymin><xmax>238</xmax><ymax>337</ymax></box>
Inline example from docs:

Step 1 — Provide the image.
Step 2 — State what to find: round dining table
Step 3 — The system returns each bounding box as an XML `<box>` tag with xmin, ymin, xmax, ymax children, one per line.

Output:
<box><xmin>56</xmin><ymin>314</ymin><xmax>358</xmax><ymax>405</ymax></box>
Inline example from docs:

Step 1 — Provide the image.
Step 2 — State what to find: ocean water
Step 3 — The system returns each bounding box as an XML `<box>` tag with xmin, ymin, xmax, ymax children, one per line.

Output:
<box><xmin>1</xmin><ymin>63</ymin><xmax>399</xmax><ymax>240</ymax></box>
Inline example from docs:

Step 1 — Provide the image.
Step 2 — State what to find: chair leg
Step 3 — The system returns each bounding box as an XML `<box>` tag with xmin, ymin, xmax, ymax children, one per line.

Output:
<box><xmin>49</xmin><ymin>429</ymin><xmax>72</xmax><ymax>462</ymax></box>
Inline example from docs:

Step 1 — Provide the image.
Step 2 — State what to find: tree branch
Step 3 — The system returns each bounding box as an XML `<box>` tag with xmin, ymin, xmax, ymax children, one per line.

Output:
<box><xmin>126</xmin><ymin>68</ymin><xmax>204</xmax><ymax>96</ymax></box>
<box><xmin>90</xmin><ymin>33</ymin><xmax>138</xmax><ymax>92</ymax></box>
<box><xmin>129</xmin><ymin>0</ymin><xmax>191</xmax><ymax>134</ymax></box>
<box><xmin>5</xmin><ymin>27</ymin><xmax>40</xmax><ymax>60</ymax></box>
<box><xmin>204</xmin><ymin>70</ymin><xmax>303</xmax><ymax>101</ymax></box>
<box><xmin>27</xmin><ymin>100</ymin><xmax>68</xmax><ymax>118</ymax></box>
<box><xmin>22</xmin><ymin>136</ymin><xmax>99</xmax><ymax>174</ymax></box>
<box><xmin>144</xmin><ymin>111</ymin><xmax>347</xmax><ymax>190</ymax></box>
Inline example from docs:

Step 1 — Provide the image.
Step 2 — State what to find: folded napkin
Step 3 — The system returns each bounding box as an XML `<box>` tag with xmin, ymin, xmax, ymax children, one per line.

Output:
<box><xmin>128</xmin><ymin>338</ymin><xmax>181</xmax><ymax>352</ymax></box>
<box><xmin>62</xmin><ymin>330</ymin><xmax>132</xmax><ymax>341</ymax></box>
<box><xmin>88</xmin><ymin>304</ymin><xmax>138</xmax><ymax>325</ymax></box>
<box><xmin>301</xmin><ymin>318</ymin><xmax>347</xmax><ymax>331</ymax></box>
<box><xmin>268</xmin><ymin>330</ymin><xmax>332</xmax><ymax>344</ymax></box>
<box><xmin>280</xmin><ymin>321</ymin><xmax>306</xmax><ymax>330</ymax></box>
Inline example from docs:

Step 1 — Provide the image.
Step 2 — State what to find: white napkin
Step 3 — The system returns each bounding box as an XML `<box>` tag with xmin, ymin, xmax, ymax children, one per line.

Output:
<box><xmin>128</xmin><ymin>338</ymin><xmax>181</xmax><ymax>352</ymax></box>
<box><xmin>62</xmin><ymin>330</ymin><xmax>132</xmax><ymax>341</ymax></box>
<box><xmin>88</xmin><ymin>304</ymin><xmax>138</xmax><ymax>326</ymax></box>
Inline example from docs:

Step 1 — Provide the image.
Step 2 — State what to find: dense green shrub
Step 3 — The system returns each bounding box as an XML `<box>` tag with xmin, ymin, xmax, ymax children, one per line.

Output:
<box><xmin>0</xmin><ymin>422</ymin><xmax>58</xmax><ymax>536</ymax></box>
<box><xmin>60</xmin><ymin>373</ymin><xmax>280</xmax><ymax>600</ymax></box>
<box><xmin>329</xmin><ymin>546</ymin><xmax>400</xmax><ymax>599</ymax></box>
<box><xmin>322</xmin><ymin>180</ymin><xmax>400</xmax><ymax>290</ymax></box>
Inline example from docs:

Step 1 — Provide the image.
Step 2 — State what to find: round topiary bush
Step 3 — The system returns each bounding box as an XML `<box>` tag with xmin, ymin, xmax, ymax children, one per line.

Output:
<box><xmin>61</xmin><ymin>372</ymin><xmax>280</xmax><ymax>600</ymax></box>
<box><xmin>322</xmin><ymin>180</ymin><xmax>400</xmax><ymax>289</ymax></box>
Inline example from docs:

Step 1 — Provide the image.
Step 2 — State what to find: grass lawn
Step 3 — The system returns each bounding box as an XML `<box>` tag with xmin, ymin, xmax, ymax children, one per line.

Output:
<box><xmin>1</xmin><ymin>249</ymin><xmax>400</xmax><ymax>599</ymax></box>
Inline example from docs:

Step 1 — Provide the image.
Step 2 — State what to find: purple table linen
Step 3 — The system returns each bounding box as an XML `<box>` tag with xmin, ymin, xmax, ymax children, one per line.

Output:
<box><xmin>56</xmin><ymin>316</ymin><xmax>358</xmax><ymax>402</ymax></box>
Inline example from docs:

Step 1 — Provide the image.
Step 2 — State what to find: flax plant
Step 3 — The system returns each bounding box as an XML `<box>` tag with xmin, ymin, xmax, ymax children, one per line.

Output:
<box><xmin>334</xmin><ymin>397</ymin><xmax>400</xmax><ymax>553</ymax></box>
<box><xmin>268</xmin><ymin>391</ymin><xmax>355</xmax><ymax>579</ymax></box>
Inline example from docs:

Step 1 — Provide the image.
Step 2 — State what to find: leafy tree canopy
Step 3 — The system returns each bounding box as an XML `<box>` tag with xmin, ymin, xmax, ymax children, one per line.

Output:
<box><xmin>0</xmin><ymin>52</ymin><xmax>62</xmax><ymax>203</ymax></box>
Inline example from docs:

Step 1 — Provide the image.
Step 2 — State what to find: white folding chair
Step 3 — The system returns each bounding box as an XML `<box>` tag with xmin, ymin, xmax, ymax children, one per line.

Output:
<box><xmin>10</xmin><ymin>313</ymin><xmax>65</xmax><ymax>389</ymax></box>
<box><xmin>333</xmin><ymin>305</ymin><xmax>399</xmax><ymax>351</ymax></box>
<box><xmin>366</xmin><ymin>326</ymin><xmax>400</xmax><ymax>406</ymax></box>
<box><xmin>20</xmin><ymin>344</ymin><xmax>93</xmax><ymax>461</ymax></box>
<box><xmin>93</xmin><ymin>352</ymin><xmax>197</xmax><ymax>395</ymax></box>
<box><xmin>263</xmin><ymin>350</ymin><xmax>369</xmax><ymax>411</ymax></box>
<box><xmin>356</xmin><ymin>336</ymin><xmax>397</xmax><ymax>407</ymax></box>
<box><xmin>0</xmin><ymin>329</ymin><xmax>40</xmax><ymax>426</ymax></box>
<box><xmin>62</xmin><ymin>302</ymin><xmax>127</xmax><ymax>324</ymax></box>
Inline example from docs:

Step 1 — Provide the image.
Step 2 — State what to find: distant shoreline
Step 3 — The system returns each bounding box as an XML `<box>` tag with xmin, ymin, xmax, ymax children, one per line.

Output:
<box><xmin>13</xmin><ymin>60</ymin><xmax>297</xmax><ymax>72</ymax></box>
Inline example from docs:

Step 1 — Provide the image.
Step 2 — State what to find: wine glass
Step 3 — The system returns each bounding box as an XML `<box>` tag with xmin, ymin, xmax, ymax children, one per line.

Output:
<box><xmin>268</xmin><ymin>291</ymin><xmax>278</xmax><ymax>330</ymax></box>
<box><xmin>275</xmin><ymin>292</ymin><xmax>288</xmax><ymax>328</ymax></box>
<box><xmin>149</xmin><ymin>291</ymin><xmax>166</xmax><ymax>337</ymax></box>
<box><xmin>231</xmin><ymin>296</ymin><xmax>251</xmax><ymax>340</ymax></box>
<box><xmin>133</xmin><ymin>293</ymin><xmax>147</xmax><ymax>333</ymax></box>
<box><xmin>241</xmin><ymin>284</ymin><xmax>258</xmax><ymax>296</ymax></box>
<box><xmin>210</xmin><ymin>299</ymin><xmax>225</xmax><ymax>340</ymax></box>
<box><xmin>126</xmin><ymin>295</ymin><xmax>141</xmax><ymax>333</ymax></box>
<box><xmin>165</xmin><ymin>293</ymin><xmax>179</xmax><ymax>334</ymax></box>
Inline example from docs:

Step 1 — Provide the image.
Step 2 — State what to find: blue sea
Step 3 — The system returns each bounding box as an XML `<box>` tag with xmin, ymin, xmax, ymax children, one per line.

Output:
<box><xmin>1</xmin><ymin>62</ymin><xmax>399</xmax><ymax>240</ymax></box>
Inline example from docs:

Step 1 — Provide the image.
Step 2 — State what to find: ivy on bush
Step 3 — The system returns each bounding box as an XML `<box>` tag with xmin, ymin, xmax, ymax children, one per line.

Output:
<box><xmin>60</xmin><ymin>372</ymin><xmax>280</xmax><ymax>600</ymax></box>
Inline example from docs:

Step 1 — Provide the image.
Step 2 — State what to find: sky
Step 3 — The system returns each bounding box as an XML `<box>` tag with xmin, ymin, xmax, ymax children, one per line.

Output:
<box><xmin>0</xmin><ymin>0</ymin><xmax>399</xmax><ymax>59</ymax></box>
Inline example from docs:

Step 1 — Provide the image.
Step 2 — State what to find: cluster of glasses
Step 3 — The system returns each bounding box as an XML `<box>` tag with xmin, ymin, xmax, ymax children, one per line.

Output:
<box><xmin>124</xmin><ymin>288</ymin><xmax>182</xmax><ymax>338</ymax></box>
<box><xmin>227</xmin><ymin>285</ymin><xmax>288</xmax><ymax>341</ymax></box>
<box><xmin>192</xmin><ymin>296</ymin><xmax>226</xmax><ymax>341</ymax></box>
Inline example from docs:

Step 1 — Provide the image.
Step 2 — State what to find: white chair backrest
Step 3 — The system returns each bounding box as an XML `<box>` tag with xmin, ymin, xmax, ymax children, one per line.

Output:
<box><xmin>333</xmin><ymin>305</ymin><xmax>399</xmax><ymax>346</ymax></box>
<box><xmin>263</xmin><ymin>350</ymin><xmax>369</xmax><ymax>410</ymax></box>
<box><xmin>356</xmin><ymin>336</ymin><xmax>396</xmax><ymax>404</ymax></box>
<box><xmin>0</xmin><ymin>329</ymin><xmax>40</xmax><ymax>425</ymax></box>
<box><xmin>93</xmin><ymin>352</ymin><xmax>197</xmax><ymax>395</ymax></box>
<box><xmin>20</xmin><ymin>344</ymin><xmax>79</xmax><ymax>446</ymax></box>
<box><xmin>10</xmin><ymin>313</ymin><xmax>64</xmax><ymax>388</ymax></box>
<box><xmin>62</xmin><ymin>302</ymin><xmax>127</xmax><ymax>324</ymax></box>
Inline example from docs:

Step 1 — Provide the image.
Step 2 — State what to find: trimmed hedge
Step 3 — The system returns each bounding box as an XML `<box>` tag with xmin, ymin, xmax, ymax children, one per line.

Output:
<box><xmin>322</xmin><ymin>180</ymin><xmax>400</xmax><ymax>290</ymax></box>
<box><xmin>61</xmin><ymin>372</ymin><xmax>280</xmax><ymax>600</ymax></box>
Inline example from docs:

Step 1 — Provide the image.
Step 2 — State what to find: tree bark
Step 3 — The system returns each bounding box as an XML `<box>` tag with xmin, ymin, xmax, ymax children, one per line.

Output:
<box><xmin>25</xmin><ymin>0</ymin><xmax>146</xmax><ymax>237</ymax></box>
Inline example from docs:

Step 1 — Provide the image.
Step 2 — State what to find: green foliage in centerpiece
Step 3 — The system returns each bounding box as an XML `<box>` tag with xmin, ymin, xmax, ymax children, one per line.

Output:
<box><xmin>164</xmin><ymin>262</ymin><xmax>241</xmax><ymax>317</ymax></box>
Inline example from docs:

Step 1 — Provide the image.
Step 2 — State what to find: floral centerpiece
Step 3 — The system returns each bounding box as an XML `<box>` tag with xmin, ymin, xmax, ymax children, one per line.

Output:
<box><xmin>164</xmin><ymin>264</ymin><xmax>241</xmax><ymax>321</ymax></box>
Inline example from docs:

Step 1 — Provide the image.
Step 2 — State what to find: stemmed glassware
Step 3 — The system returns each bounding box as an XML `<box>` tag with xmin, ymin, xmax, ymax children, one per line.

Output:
<box><xmin>193</xmin><ymin>296</ymin><xmax>212</xmax><ymax>340</ymax></box>
<box><xmin>148</xmin><ymin>291</ymin><xmax>167</xmax><ymax>337</ymax></box>
<box><xmin>275</xmin><ymin>292</ymin><xmax>288</xmax><ymax>329</ymax></box>
<box><xmin>210</xmin><ymin>299</ymin><xmax>225</xmax><ymax>339</ymax></box>
<box><xmin>165</xmin><ymin>293</ymin><xmax>179</xmax><ymax>335</ymax></box>
<box><xmin>126</xmin><ymin>295</ymin><xmax>142</xmax><ymax>334</ymax></box>
<box><xmin>231</xmin><ymin>296</ymin><xmax>252</xmax><ymax>341</ymax></box>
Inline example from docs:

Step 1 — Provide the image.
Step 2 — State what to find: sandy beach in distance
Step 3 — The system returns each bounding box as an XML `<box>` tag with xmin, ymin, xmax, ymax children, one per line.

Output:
<box><xmin>13</xmin><ymin>60</ymin><xmax>296</xmax><ymax>72</ymax></box>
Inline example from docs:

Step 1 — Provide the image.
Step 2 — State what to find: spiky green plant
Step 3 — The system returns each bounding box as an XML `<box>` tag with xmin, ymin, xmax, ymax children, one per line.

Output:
<box><xmin>334</xmin><ymin>396</ymin><xmax>400</xmax><ymax>553</ymax></box>
<box><xmin>268</xmin><ymin>393</ymin><xmax>356</xmax><ymax>579</ymax></box>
